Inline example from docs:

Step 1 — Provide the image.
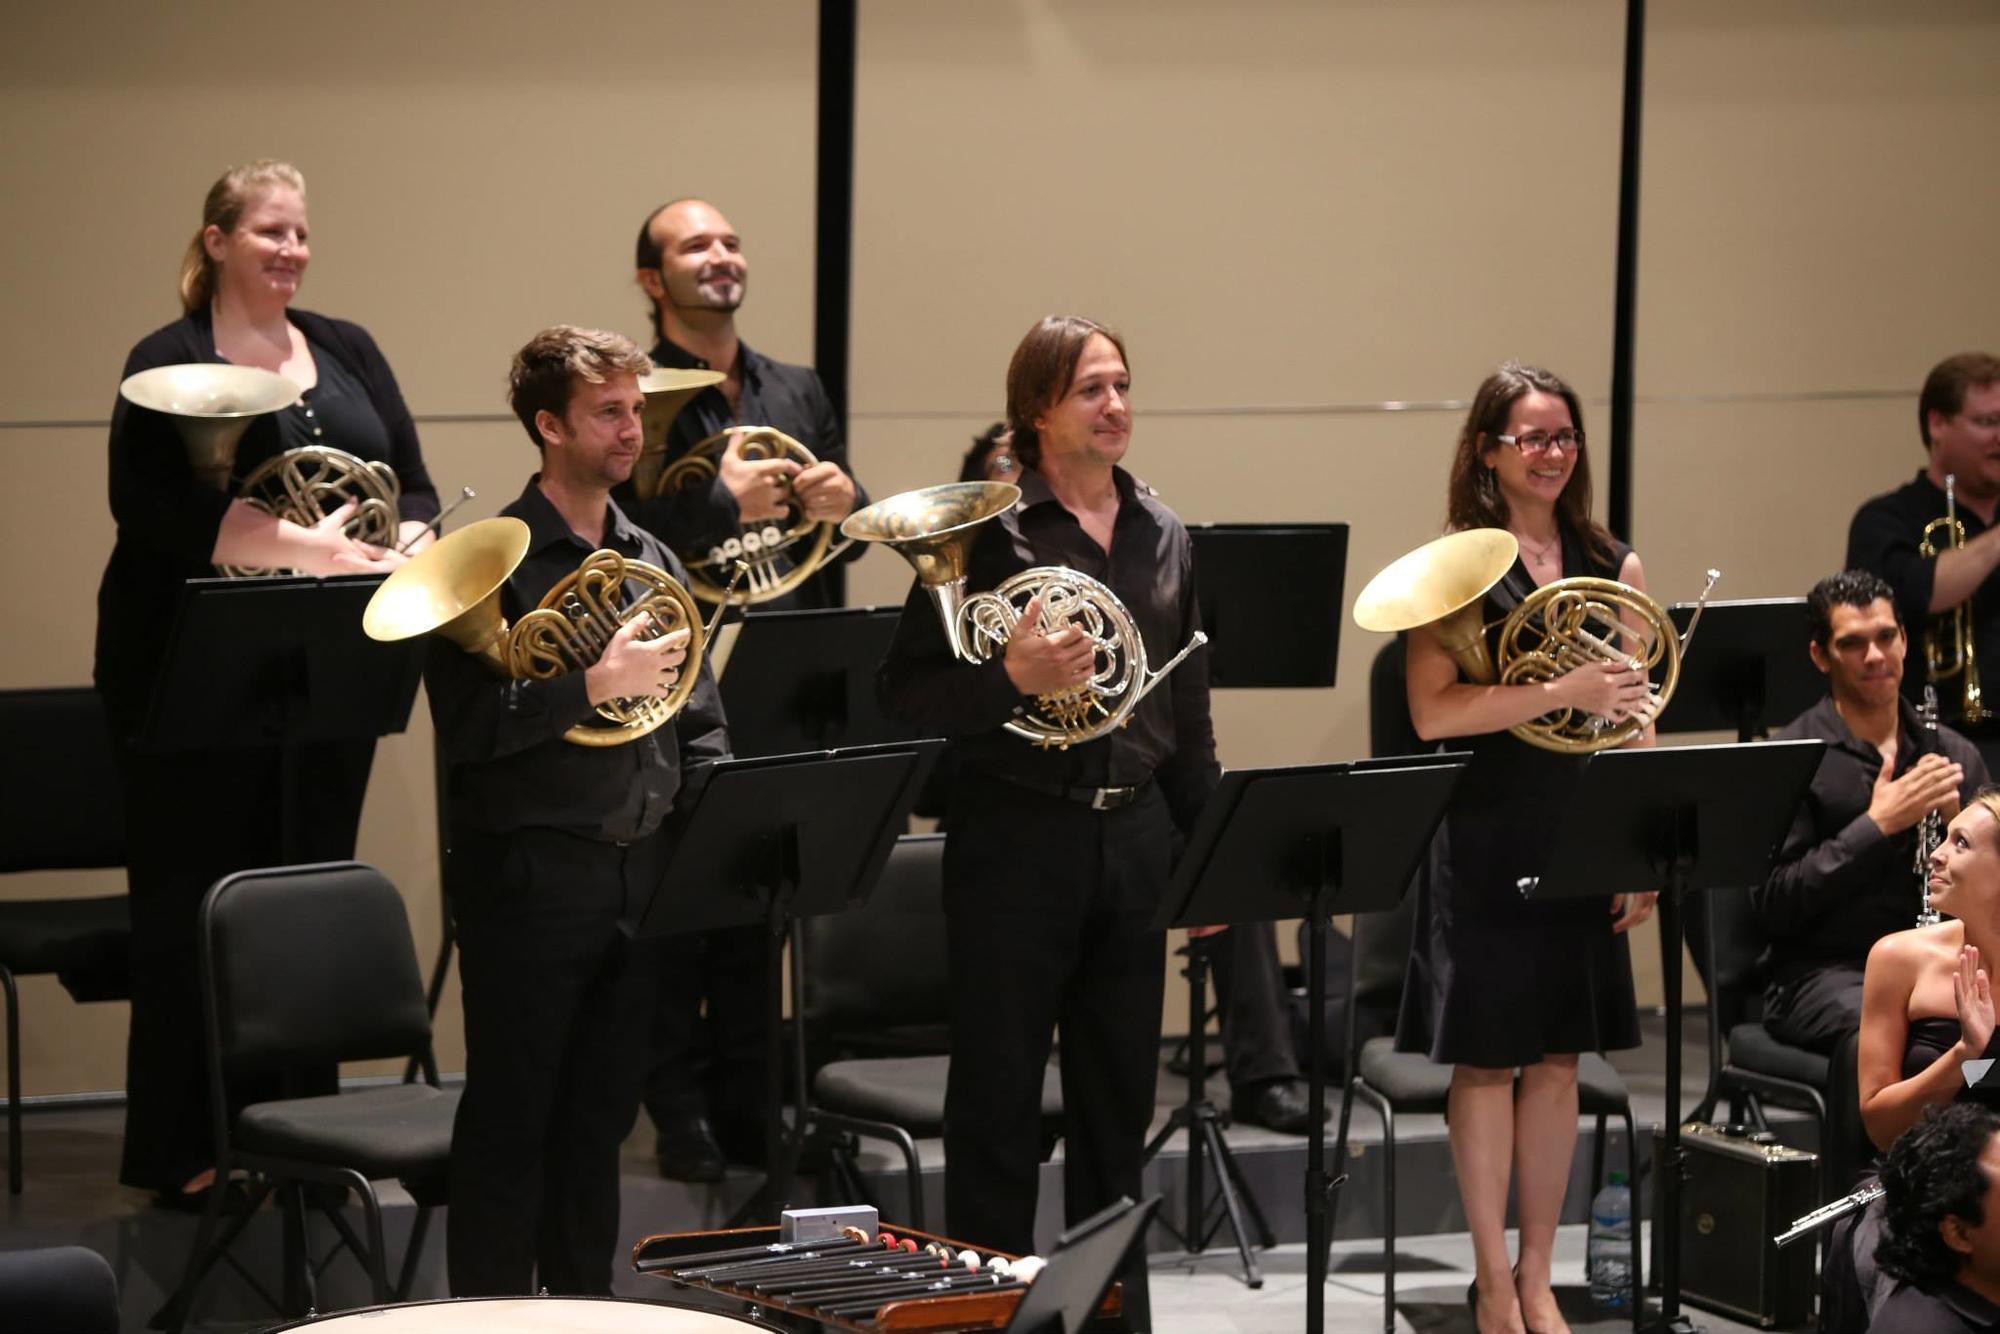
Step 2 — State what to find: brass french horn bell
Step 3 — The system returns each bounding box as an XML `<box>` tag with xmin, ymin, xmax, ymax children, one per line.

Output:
<box><xmin>631</xmin><ymin>367</ymin><xmax>726</xmax><ymax>501</ymax></box>
<box><xmin>118</xmin><ymin>363</ymin><xmax>300</xmax><ymax>490</ymax></box>
<box><xmin>840</xmin><ymin>481</ymin><xmax>1023</xmax><ymax>658</ymax></box>
<box><xmin>364</xmin><ymin>515</ymin><xmax>727</xmax><ymax>747</ymax></box>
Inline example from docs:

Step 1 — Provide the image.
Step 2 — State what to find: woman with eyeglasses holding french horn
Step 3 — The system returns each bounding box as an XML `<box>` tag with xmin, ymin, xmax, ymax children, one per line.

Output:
<box><xmin>95</xmin><ymin>159</ymin><xmax>439</xmax><ymax>1208</ymax></box>
<box><xmin>1392</xmin><ymin>364</ymin><xmax>1656</xmax><ymax>1334</ymax></box>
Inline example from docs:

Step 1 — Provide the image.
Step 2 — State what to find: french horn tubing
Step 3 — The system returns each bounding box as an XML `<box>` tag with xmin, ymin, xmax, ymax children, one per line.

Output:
<box><xmin>119</xmin><ymin>363</ymin><xmax>403</xmax><ymax>577</ymax></box>
<box><xmin>362</xmin><ymin>516</ymin><xmax>736</xmax><ymax>747</ymax></box>
<box><xmin>841</xmin><ymin>481</ymin><xmax>1209</xmax><ymax>750</ymax></box>
<box><xmin>1352</xmin><ymin>528</ymin><xmax>1720</xmax><ymax>754</ymax></box>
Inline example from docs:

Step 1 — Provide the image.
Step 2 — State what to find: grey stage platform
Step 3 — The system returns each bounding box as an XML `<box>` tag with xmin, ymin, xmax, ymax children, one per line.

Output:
<box><xmin>0</xmin><ymin>1013</ymin><xmax>1805</xmax><ymax>1332</ymax></box>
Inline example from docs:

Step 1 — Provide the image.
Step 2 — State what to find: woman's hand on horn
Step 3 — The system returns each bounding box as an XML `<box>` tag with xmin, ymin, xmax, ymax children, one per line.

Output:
<box><xmin>1547</xmin><ymin>658</ymin><xmax>1650</xmax><ymax>721</ymax></box>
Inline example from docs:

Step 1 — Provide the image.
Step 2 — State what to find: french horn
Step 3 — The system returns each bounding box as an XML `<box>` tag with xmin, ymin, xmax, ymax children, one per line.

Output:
<box><xmin>1352</xmin><ymin>528</ymin><xmax>1720</xmax><ymax>754</ymax></box>
<box><xmin>119</xmin><ymin>363</ymin><xmax>402</xmax><ymax>576</ymax></box>
<box><xmin>362</xmin><ymin>517</ymin><xmax>733</xmax><ymax>747</ymax></box>
<box><xmin>841</xmin><ymin>482</ymin><xmax>1209</xmax><ymax>750</ymax></box>
<box><xmin>630</xmin><ymin>372</ymin><xmax>843</xmax><ymax>605</ymax></box>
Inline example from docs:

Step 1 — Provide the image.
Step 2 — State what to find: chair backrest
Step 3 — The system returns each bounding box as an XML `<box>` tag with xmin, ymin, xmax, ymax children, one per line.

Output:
<box><xmin>1684</xmin><ymin>880</ymin><xmax>1767</xmax><ymax>1030</ymax></box>
<box><xmin>200</xmin><ymin>861</ymin><xmax>433</xmax><ymax>1072</ymax></box>
<box><xmin>799</xmin><ymin>834</ymin><xmax>950</xmax><ymax>1052</ymax></box>
<box><xmin>0</xmin><ymin>687</ymin><xmax>125</xmax><ymax>873</ymax></box>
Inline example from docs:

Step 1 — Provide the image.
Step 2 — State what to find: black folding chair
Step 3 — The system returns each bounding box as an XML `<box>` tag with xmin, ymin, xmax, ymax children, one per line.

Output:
<box><xmin>160</xmin><ymin>861</ymin><xmax>456</xmax><ymax>1331</ymax></box>
<box><xmin>0</xmin><ymin>686</ymin><xmax>130</xmax><ymax>1194</ymax></box>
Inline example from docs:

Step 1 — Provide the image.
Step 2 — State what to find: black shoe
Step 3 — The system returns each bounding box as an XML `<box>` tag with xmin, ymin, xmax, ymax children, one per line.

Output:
<box><xmin>655</xmin><ymin>1114</ymin><xmax>726</xmax><ymax>1183</ymax></box>
<box><xmin>1230</xmin><ymin>1079</ymin><xmax>1325</xmax><ymax>1135</ymax></box>
<box><xmin>151</xmin><ymin>1179</ymin><xmax>253</xmax><ymax>1215</ymax></box>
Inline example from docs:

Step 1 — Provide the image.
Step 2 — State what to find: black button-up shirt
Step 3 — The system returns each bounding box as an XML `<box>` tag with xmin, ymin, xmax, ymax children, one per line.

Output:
<box><xmin>424</xmin><ymin>478</ymin><xmax>730</xmax><ymax>842</ymax></box>
<box><xmin>1872</xmin><ymin>1279</ymin><xmax>2000</xmax><ymax>1333</ymax></box>
<box><xmin>1847</xmin><ymin>470</ymin><xmax>2000</xmax><ymax>727</ymax></box>
<box><xmin>877</xmin><ymin>466</ymin><xmax>1219</xmax><ymax>834</ymax></box>
<box><xmin>614</xmin><ymin>336</ymin><xmax>867</xmax><ymax>610</ymax></box>
<box><xmin>1753</xmin><ymin>693</ymin><xmax>1987</xmax><ymax>984</ymax></box>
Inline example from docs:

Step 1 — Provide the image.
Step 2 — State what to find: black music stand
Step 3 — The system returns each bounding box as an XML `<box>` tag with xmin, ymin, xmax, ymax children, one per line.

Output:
<box><xmin>1524</xmin><ymin>740</ymin><xmax>1826</xmax><ymax>1334</ymax></box>
<box><xmin>140</xmin><ymin>574</ymin><xmax>422</xmax><ymax>861</ymax></box>
<box><xmin>1136</xmin><ymin>524</ymin><xmax>1348</xmax><ymax>1290</ymax></box>
<box><xmin>1157</xmin><ymin>754</ymin><xmax>1467</xmax><ymax>1334</ymax></box>
<box><xmin>1654</xmin><ymin>598</ymin><xmax>1818</xmax><ymax>741</ymax></box>
<box><xmin>1188</xmin><ymin>523</ymin><xmax>1348</xmax><ymax>688</ymax></box>
<box><xmin>717</xmin><ymin>606</ymin><xmax>913</xmax><ymax>756</ymax></box>
<box><xmin>1652</xmin><ymin>597</ymin><xmax>1824</xmax><ymax>1126</ymax></box>
<box><xmin>632</xmin><ymin>740</ymin><xmax>943</xmax><ymax>1223</ymax></box>
<box><xmin>1000</xmin><ymin>1195</ymin><xmax>1161</xmax><ymax>1334</ymax></box>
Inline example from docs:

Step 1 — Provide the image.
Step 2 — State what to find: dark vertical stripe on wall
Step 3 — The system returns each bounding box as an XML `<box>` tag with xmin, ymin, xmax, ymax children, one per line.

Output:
<box><xmin>815</xmin><ymin>0</ymin><xmax>858</xmax><ymax>604</ymax></box>
<box><xmin>1608</xmin><ymin>0</ymin><xmax>1645</xmax><ymax>541</ymax></box>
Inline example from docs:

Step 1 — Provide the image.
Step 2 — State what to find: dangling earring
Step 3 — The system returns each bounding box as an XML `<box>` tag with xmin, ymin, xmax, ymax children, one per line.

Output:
<box><xmin>1477</xmin><ymin>466</ymin><xmax>1498</xmax><ymax>502</ymax></box>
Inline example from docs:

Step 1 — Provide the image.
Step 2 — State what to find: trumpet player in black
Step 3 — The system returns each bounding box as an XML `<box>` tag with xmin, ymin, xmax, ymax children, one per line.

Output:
<box><xmin>1848</xmin><ymin>353</ymin><xmax>2000</xmax><ymax>757</ymax></box>
<box><xmin>419</xmin><ymin>326</ymin><xmax>728</xmax><ymax>1294</ymax></box>
<box><xmin>1755</xmin><ymin>571</ymin><xmax>1985</xmax><ymax>1057</ymax></box>
<box><xmin>97</xmin><ymin>158</ymin><xmax>439</xmax><ymax>1207</ymax></box>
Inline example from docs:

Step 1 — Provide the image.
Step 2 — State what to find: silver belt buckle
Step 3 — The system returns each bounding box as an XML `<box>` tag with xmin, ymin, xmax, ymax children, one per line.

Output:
<box><xmin>1090</xmin><ymin>786</ymin><xmax>1131</xmax><ymax>811</ymax></box>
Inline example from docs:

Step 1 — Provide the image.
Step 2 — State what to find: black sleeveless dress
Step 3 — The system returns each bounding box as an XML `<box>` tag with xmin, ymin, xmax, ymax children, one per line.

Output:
<box><xmin>1904</xmin><ymin>1017</ymin><xmax>2000</xmax><ymax>1104</ymax></box>
<box><xmin>1394</xmin><ymin>526</ymin><xmax>1644</xmax><ymax>1068</ymax></box>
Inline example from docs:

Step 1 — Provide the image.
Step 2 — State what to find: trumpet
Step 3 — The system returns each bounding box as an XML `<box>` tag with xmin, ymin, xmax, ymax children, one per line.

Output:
<box><xmin>120</xmin><ymin>363</ymin><xmax>404</xmax><ymax>576</ymax></box>
<box><xmin>1352</xmin><ymin>529</ymin><xmax>1720</xmax><ymax>754</ymax></box>
<box><xmin>841</xmin><ymin>482</ymin><xmax>1208</xmax><ymax>750</ymax></box>
<box><xmin>362</xmin><ymin>517</ymin><xmax>737</xmax><ymax>747</ymax></box>
<box><xmin>1921</xmin><ymin>473</ymin><xmax>1991</xmax><ymax>723</ymax></box>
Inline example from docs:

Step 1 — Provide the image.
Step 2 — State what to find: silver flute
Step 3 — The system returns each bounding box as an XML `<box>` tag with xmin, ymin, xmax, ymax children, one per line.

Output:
<box><xmin>1917</xmin><ymin>684</ymin><xmax>1945</xmax><ymax>926</ymax></box>
<box><xmin>1773</xmin><ymin>1182</ymin><xmax>1884</xmax><ymax>1249</ymax></box>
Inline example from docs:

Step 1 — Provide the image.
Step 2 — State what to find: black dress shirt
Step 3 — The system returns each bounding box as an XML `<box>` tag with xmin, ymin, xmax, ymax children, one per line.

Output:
<box><xmin>614</xmin><ymin>336</ymin><xmax>866</xmax><ymax>610</ymax></box>
<box><xmin>94</xmin><ymin>308</ymin><xmax>440</xmax><ymax>732</ymax></box>
<box><xmin>1873</xmin><ymin>1279</ymin><xmax>2000</xmax><ymax>1332</ymax></box>
<box><xmin>877</xmin><ymin>466</ymin><xmax>1220</xmax><ymax>835</ymax></box>
<box><xmin>425</xmin><ymin>479</ymin><xmax>729</xmax><ymax>843</ymax></box>
<box><xmin>1753</xmin><ymin>694</ymin><xmax>1987</xmax><ymax>985</ymax></box>
<box><xmin>1848</xmin><ymin>470</ymin><xmax>2000</xmax><ymax>726</ymax></box>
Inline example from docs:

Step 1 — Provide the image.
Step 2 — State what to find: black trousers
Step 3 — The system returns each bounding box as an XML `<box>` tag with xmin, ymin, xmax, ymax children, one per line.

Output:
<box><xmin>113</xmin><ymin>736</ymin><xmax>367</xmax><ymax>1193</ymax></box>
<box><xmin>1206</xmin><ymin>921</ymin><xmax>1300</xmax><ymax>1092</ymax></box>
<box><xmin>1765</xmin><ymin>963</ymin><xmax>1866</xmax><ymax>1056</ymax></box>
<box><xmin>942</xmin><ymin>773</ymin><xmax>1170</xmax><ymax>1326</ymax></box>
<box><xmin>447</xmin><ymin>826</ymin><xmax>663</xmax><ymax>1296</ymax></box>
<box><xmin>644</xmin><ymin>922</ymin><xmax>772</xmax><ymax>1158</ymax></box>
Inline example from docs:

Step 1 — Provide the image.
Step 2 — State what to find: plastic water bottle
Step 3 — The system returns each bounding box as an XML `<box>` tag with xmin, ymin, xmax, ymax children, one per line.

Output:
<box><xmin>1587</xmin><ymin>1170</ymin><xmax>1634</xmax><ymax>1311</ymax></box>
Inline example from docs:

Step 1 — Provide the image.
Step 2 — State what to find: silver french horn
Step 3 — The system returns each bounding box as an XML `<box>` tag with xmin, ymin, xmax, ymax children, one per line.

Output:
<box><xmin>842</xmin><ymin>481</ymin><xmax>1209</xmax><ymax>750</ymax></box>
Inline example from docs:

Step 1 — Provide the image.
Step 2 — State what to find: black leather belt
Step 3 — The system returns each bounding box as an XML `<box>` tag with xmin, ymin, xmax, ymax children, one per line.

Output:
<box><xmin>997</xmin><ymin>773</ymin><xmax>1150</xmax><ymax>811</ymax></box>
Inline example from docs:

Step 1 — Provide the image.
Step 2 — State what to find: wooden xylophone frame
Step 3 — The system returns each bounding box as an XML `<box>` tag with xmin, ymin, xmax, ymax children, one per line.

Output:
<box><xmin>632</xmin><ymin>1222</ymin><xmax>1124</xmax><ymax>1332</ymax></box>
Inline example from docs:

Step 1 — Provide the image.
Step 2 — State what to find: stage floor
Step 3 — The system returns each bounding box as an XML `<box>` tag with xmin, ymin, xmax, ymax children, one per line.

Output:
<box><xmin>0</xmin><ymin>1012</ymin><xmax>1809</xmax><ymax>1332</ymax></box>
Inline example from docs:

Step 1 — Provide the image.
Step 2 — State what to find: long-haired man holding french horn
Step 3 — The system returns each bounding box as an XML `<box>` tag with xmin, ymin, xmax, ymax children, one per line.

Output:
<box><xmin>868</xmin><ymin>315</ymin><xmax>1218</xmax><ymax>1331</ymax></box>
<box><xmin>1374</xmin><ymin>363</ymin><xmax>1659</xmax><ymax>1334</ymax></box>
<box><xmin>371</xmin><ymin>326</ymin><xmax>729</xmax><ymax>1295</ymax></box>
<box><xmin>97</xmin><ymin>158</ymin><xmax>440</xmax><ymax>1209</ymax></box>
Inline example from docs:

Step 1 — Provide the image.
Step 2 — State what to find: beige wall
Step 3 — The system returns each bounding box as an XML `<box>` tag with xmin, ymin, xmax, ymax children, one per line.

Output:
<box><xmin>3</xmin><ymin>1</ymin><xmax>1997</xmax><ymax>1097</ymax></box>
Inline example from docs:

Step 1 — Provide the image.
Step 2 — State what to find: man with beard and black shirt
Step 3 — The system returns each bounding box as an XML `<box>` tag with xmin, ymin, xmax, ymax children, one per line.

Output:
<box><xmin>1754</xmin><ymin>570</ymin><xmax>1986</xmax><ymax>1055</ymax></box>
<box><xmin>627</xmin><ymin>197</ymin><xmax>868</xmax><ymax>1181</ymax></box>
